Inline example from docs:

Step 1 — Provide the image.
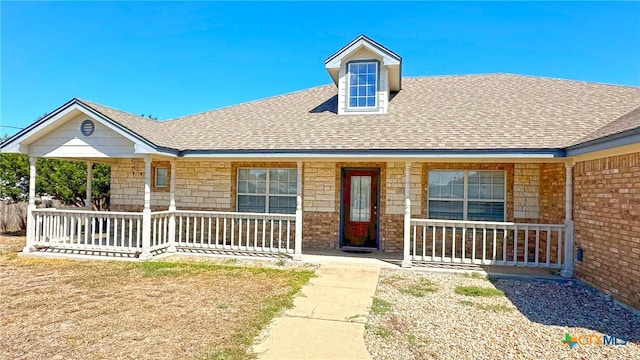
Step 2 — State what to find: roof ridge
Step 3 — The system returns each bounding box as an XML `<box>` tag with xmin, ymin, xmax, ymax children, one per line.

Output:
<box><xmin>164</xmin><ymin>83</ymin><xmax>336</xmax><ymax>122</ymax></box>
<box><xmin>402</xmin><ymin>73</ymin><xmax>640</xmax><ymax>89</ymax></box>
<box><xmin>77</xmin><ymin>98</ymin><xmax>161</xmax><ymax>123</ymax></box>
<box><xmin>77</xmin><ymin>98</ymin><xmax>181</xmax><ymax>149</ymax></box>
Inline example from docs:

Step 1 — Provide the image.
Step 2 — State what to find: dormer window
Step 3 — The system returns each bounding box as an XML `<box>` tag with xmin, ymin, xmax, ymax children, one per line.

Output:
<box><xmin>325</xmin><ymin>35</ymin><xmax>402</xmax><ymax>115</ymax></box>
<box><xmin>348</xmin><ymin>62</ymin><xmax>378</xmax><ymax>108</ymax></box>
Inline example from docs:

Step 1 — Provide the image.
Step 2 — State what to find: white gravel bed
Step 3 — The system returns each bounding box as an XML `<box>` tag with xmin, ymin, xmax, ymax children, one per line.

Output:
<box><xmin>365</xmin><ymin>269</ymin><xmax>639</xmax><ymax>360</ymax></box>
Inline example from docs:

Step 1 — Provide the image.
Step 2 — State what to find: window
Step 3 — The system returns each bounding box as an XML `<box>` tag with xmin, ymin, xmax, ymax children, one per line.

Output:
<box><xmin>348</xmin><ymin>62</ymin><xmax>377</xmax><ymax>108</ymax></box>
<box><xmin>237</xmin><ymin>168</ymin><xmax>297</xmax><ymax>214</ymax></box>
<box><xmin>428</xmin><ymin>170</ymin><xmax>505</xmax><ymax>222</ymax></box>
<box><xmin>155</xmin><ymin>167</ymin><xmax>168</xmax><ymax>188</ymax></box>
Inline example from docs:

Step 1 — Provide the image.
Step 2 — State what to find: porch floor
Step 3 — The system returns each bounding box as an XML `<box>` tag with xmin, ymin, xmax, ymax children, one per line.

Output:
<box><xmin>300</xmin><ymin>248</ymin><xmax>566</xmax><ymax>281</ymax></box>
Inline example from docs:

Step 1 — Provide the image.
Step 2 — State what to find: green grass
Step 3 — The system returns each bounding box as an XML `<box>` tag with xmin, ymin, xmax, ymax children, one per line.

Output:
<box><xmin>479</xmin><ymin>304</ymin><xmax>513</xmax><ymax>312</ymax></box>
<box><xmin>459</xmin><ymin>300</ymin><xmax>512</xmax><ymax>312</ymax></box>
<box><xmin>462</xmin><ymin>272</ymin><xmax>486</xmax><ymax>280</ymax></box>
<box><xmin>459</xmin><ymin>300</ymin><xmax>475</xmax><ymax>306</ymax></box>
<box><xmin>400</xmin><ymin>278</ymin><xmax>438</xmax><ymax>297</ymax></box>
<box><xmin>454</xmin><ymin>285</ymin><xmax>504</xmax><ymax>297</ymax></box>
<box><xmin>371</xmin><ymin>297</ymin><xmax>393</xmax><ymax>315</ymax></box>
<box><xmin>374</xmin><ymin>326</ymin><xmax>393</xmax><ymax>339</ymax></box>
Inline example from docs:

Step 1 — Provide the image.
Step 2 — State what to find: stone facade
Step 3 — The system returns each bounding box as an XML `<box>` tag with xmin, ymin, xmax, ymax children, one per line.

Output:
<box><xmin>573</xmin><ymin>152</ymin><xmax>640</xmax><ymax>309</ymax></box>
<box><xmin>109</xmin><ymin>159</ymin><xmax>567</xmax><ymax>254</ymax></box>
<box><xmin>111</xmin><ymin>159</ymin><xmax>231</xmax><ymax>211</ymax></box>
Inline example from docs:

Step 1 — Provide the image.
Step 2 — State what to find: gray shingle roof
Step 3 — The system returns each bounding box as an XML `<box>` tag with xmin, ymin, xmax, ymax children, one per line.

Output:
<box><xmin>79</xmin><ymin>74</ymin><xmax>640</xmax><ymax>152</ymax></box>
<box><xmin>577</xmin><ymin>106</ymin><xmax>640</xmax><ymax>144</ymax></box>
<box><xmin>78</xmin><ymin>99</ymin><xmax>181</xmax><ymax>149</ymax></box>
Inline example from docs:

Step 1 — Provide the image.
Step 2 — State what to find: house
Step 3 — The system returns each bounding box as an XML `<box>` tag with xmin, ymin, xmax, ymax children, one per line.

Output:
<box><xmin>2</xmin><ymin>35</ymin><xmax>639</xmax><ymax>309</ymax></box>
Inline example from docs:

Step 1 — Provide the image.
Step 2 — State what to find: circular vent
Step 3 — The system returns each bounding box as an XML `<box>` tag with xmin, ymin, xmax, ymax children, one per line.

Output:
<box><xmin>80</xmin><ymin>120</ymin><xmax>95</xmax><ymax>136</ymax></box>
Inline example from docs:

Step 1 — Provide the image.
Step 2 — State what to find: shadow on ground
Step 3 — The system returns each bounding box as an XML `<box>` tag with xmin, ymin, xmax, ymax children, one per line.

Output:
<box><xmin>491</xmin><ymin>278</ymin><xmax>640</xmax><ymax>344</ymax></box>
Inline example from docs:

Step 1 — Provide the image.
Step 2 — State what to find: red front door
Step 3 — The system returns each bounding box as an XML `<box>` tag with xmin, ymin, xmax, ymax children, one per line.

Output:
<box><xmin>342</xmin><ymin>169</ymin><xmax>379</xmax><ymax>248</ymax></box>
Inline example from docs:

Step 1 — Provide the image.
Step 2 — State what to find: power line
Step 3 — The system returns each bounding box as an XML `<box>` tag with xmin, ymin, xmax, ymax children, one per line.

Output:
<box><xmin>0</xmin><ymin>125</ymin><xmax>24</xmax><ymax>130</ymax></box>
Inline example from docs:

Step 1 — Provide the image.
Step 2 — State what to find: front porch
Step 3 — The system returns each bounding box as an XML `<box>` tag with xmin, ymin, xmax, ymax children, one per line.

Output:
<box><xmin>20</xmin><ymin>155</ymin><xmax>576</xmax><ymax>275</ymax></box>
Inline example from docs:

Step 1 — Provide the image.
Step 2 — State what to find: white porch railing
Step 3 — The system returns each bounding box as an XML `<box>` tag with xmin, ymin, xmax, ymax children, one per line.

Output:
<box><xmin>174</xmin><ymin>210</ymin><xmax>296</xmax><ymax>254</ymax></box>
<box><xmin>150</xmin><ymin>210</ymin><xmax>172</xmax><ymax>252</ymax></box>
<box><xmin>29</xmin><ymin>208</ymin><xmax>297</xmax><ymax>258</ymax></box>
<box><xmin>409</xmin><ymin>218</ymin><xmax>566</xmax><ymax>268</ymax></box>
<box><xmin>32</xmin><ymin>209</ymin><xmax>143</xmax><ymax>253</ymax></box>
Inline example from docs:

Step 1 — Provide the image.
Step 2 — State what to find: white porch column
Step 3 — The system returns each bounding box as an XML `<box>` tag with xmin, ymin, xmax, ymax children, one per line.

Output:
<box><xmin>166</xmin><ymin>160</ymin><xmax>177</xmax><ymax>253</ymax></box>
<box><xmin>85</xmin><ymin>161</ymin><xmax>93</xmax><ymax>210</ymax></box>
<box><xmin>561</xmin><ymin>161</ymin><xmax>575</xmax><ymax>278</ymax></box>
<box><xmin>139</xmin><ymin>155</ymin><xmax>153</xmax><ymax>260</ymax></box>
<box><xmin>23</xmin><ymin>157</ymin><xmax>37</xmax><ymax>253</ymax></box>
<box><xmin>401</xmin><ymin>162</ymin><xmax>412</xmax><ymax>268</ymax></box>
<box><xmin>293</xmin><ymin>161</ymin><xmax>303</xmax><ymax>261</ymax></box>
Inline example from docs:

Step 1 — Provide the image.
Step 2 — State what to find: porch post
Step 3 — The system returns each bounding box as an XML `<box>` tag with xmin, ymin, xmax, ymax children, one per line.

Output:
<box><xmin>166</xmin><ymin>160</ymin><xmax>177</xmax><ymax>253</ymax></box>
<box><xmin>139</xmin><ymin>155</ymin><xmax>153</xmax><ymax>260</ymax></box>
<box><xmin>401</xmin><ymin>162</ymin><xmax>412</xmax><ymax>268</ymax></box>
<box><xmin>293</xmin><ymin>161</ymin><xmax>303</xmax><ymax>261</ymax></box>
<box><xmin>561</xmin><ymin>161</ymin><xmax>575</xmax><ymax>278</ymax></box>
<box><xmin>85</xmin><ymin>161</ymin><xmax>93</xmax><ymax>210</ymax></box>
<box><xmin>23</xmin><ymin>156</ymin><xmax>37</xmax><ymax>253</ymax></box>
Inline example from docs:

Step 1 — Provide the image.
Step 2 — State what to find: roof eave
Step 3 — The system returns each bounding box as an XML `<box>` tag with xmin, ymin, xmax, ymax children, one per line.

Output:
<box><xmin>565</xmin><ymin>128</ymin><xmax>640</xmax><ymax>157</ymax></box>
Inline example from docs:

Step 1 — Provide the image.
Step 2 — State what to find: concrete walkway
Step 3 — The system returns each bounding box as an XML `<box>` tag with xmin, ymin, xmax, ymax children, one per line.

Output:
<box><xmin>253</xmin><ymin>262</ymin><xmax>381</xmax><ymax>360</ymax></box>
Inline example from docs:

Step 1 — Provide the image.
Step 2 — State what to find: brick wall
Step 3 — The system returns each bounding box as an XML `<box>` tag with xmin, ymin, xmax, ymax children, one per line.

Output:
<box><xmin>514</xmin><ymin>163</ymin><xmax>540</xmax><ymax>219</ymax></box>
<box><xmin>540</xmin><ymin>163</ymin><xmax>566</xmax><ymax>224</ymax></box>
<box><xmin>574</xmin><ymin>152</ymin><xmax>640</xmax><ymax>309</ymax></box>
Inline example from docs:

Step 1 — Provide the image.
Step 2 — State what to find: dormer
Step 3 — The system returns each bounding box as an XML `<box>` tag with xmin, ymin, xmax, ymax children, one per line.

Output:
<box><xmin>325</xmin><ymin>35</ymin><xmax>402</xmax><ymax>115</ymax></box>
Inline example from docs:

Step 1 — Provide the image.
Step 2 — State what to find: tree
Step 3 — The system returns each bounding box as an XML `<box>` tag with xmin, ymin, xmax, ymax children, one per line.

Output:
<box><xmin>0</xmin><ymin>152</ymin><xmax>30</xmax><ymax>202</ymax></box>
<box><xmin>0</xmin><ymin>149</ymin><xmax>111</xmax><ymax>208</ymax></box>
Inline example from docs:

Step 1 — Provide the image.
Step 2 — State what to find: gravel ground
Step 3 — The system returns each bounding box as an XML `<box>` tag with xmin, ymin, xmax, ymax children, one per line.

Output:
<box><xmin>365</xmin><ymin>269</ymin><xmax>640</xmax><ymax>360</ymax></box>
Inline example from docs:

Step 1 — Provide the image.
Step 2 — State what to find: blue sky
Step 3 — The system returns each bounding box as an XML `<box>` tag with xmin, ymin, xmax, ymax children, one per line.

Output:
<box><xmin>2</xmin><ymin>1</ymin><xmax>639</xmax><ymax>137</ymax></box>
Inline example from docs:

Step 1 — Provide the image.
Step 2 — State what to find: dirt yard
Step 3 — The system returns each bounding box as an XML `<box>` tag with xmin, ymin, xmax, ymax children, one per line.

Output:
<box><xmin>0</xmin><ymin>232</ymin><xmax>314</xmax><ymax>360</ymax></box>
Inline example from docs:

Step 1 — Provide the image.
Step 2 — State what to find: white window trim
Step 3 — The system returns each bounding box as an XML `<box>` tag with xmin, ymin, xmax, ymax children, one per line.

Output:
<box><xmin>236</xmin><ymin>168</ymin><xmax>297</xmax><ymax>213</ymax></box>
<box><xmin>427</xmin><ymin>170</ymin><xmax>507</xmax><ymax>221</ymax></box>
<box><xmin>155</xmin><ymin>166</ymin><xmax>168</xmax><ymax>188</ymax></box>
<box><xmin>346</xmin><ymin>61</ymin><xmax>378</xmax><ymax>110</ymax></box>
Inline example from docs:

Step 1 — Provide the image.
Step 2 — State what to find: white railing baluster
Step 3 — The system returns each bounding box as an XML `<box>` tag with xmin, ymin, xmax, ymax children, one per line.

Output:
<box><xmin>192</xmin><ymin>216</ymin><xmax>197</xmax><ymax>246</ymax></box>
<box><xmin>535</xmin><ymin>227</ymin><xmax>540</xmax><ymax>266</ymax></box>
<box><xmin>422</xmin><ymin>225</ymin><xmax>426</xmax><ymax>260</ymax></box>
<box><xmin>254</xmin><ymin>218</ymin><xmax>258</xmax><ymax>250</ymax></box>
<box><xmin>461</xmin><ymin>226</ymin><xmax>466</xmax><ymax>263</ymax></box>
<box><xmin>482</xmin><ymin>226</ymin><xmax>487</xmax><ymax>264</ymax></box>
<box><xmin>231</xmin><ymin>217</ymin><xmax>235</xmax><ymax>249</ymax></box>
<box><xmin>492</xmin><ymin>225</ymin><xmax>497</xmax><ymax>262</ymax></box>
<box><xmin>431</xmin><ymin>226</ymin><xmax>436</xmax><ymax>261</ymax></box>
<box><xmin>502</xmin><ymin>228</ymin><xmax>507</xmax><ymax>263</ymax></box>
<box><xmin>286</xmin><ymin>219</ymin><xmax>291</xmax><ymax>253</ymax></box>
<box><xmin>262</xmin><ymin>219</ymin><xmax>266</xmax><ymax>251</ymax></box>
<box><xmin>215</xmin><ymin>217</ymin><xmax>219</xmax><ymax>248</ymax></box>
<box><xmin>452</xmin><ymin>226</ymin><xmax>456</xmax><ymax>263</ymax></box>
<box><xmin>198</xmin><ymin>216</ymin><xmax>203</xmax><ymax>247</ymax></box>
<box><xmin>278</xmin><ymin>219</ymin><xmax>282</xmax><ymax>251</ymax></box>
<box><xmin>208</xmin><ymin>217</ymin><xmax>212</xmax><ymax>247</ymax></box>
<box><xmin>223</xmin><ymin>217</ymin><xmax>228</xmax><ymax>248</ymax></box>
<box><xmin>441</xmin><ymin>225</ymin><xmax>445</xmax><ymax>261</ymax></box>
<box><xmin>546</xmin><ymin>227</ymin><xmax>551</xmax><ymax>266</ymax></box>
<box><xmin>412</xmin><ymin>225</ymin><xmax>417</xmax><ymax>260</ymax></box>
<box><xmin>270</xmin><ymin>219</ymin><xmax>274</xmax><ymax>251</ymax></box>
<box><xmin>514</xmin><ymin>225</ymin><xmax>518</xmax><ymax>264</ymax></box>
